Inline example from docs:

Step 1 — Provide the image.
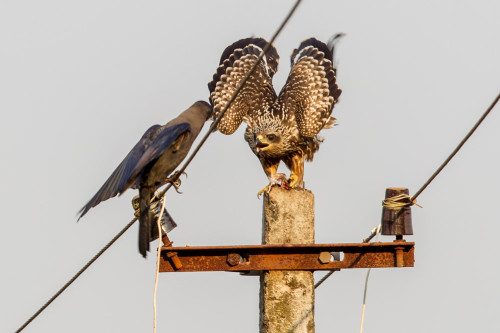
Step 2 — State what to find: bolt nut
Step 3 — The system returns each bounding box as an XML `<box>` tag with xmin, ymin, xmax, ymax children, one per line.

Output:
<box><xmin>227</xmin><ymin>253</ymin><xmax>241</xmax><ymax>266</ymax></box>
<box><xmin>318</xmin><ymin>252</ymin><xmax>332</xmax><ymax>264</ymax></box>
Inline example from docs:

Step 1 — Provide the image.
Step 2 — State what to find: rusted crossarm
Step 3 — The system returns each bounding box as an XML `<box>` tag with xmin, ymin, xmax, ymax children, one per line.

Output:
<box><xmin>159</xmin><ymin>241</ymin><xmax>414</xmax><ymax>272</ymax></box>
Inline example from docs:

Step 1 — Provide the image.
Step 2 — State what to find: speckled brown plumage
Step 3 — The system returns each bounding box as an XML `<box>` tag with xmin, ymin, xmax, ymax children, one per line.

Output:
<box><xmin>208</xmin><ymin>37</ymin><xmax>342</xmax><ymax>191</ymax></box>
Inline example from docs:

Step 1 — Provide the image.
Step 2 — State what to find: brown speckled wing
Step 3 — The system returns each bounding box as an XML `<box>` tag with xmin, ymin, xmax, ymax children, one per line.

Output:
<box><xmin>208</xmin><ymin>38</ymin><xmax>279</xmax><ymax>135</ymax></box>
<box><xmin>278</xmin><ymin>38</ymin><xmax>342</xmax><ymax>138</ymax></box>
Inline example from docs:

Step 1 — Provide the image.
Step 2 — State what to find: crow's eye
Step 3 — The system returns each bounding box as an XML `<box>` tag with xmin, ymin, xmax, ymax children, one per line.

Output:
<box><xmin>267</xmin><ymin>134</ymin><xmax>276</xmax><ymax>140</ymax></box>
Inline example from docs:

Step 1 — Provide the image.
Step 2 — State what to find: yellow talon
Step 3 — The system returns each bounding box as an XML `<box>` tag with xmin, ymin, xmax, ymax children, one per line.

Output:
<box><xmin>288</xmin><ymin>174</ymin><xmax>300</xmax><ymax>188</ymax></box>
<box><xmin>257</xmin><ymin>185</ymin><xmax>271</xmax><ymax>198</ymax></box>
<box><xmin>258</xmin><ymin>173</ymin><xmax>294</xmax><ymax>197</ymax></box>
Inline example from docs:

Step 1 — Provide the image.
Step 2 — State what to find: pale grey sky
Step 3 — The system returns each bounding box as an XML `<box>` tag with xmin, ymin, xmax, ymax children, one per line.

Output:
<box><xmin>2</xmin><ymin>1</ymin><xmax>500</xmax><ymax>332</ymax></box>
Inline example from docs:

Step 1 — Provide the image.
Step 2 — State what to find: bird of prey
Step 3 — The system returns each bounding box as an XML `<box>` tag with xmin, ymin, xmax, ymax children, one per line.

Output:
<box><xmin>78</xmin><ymin>101</ymin><xmax>212</xmax><ymax>257</ymax></box>
<box><xmin>208</xmin><ymin>37</ymin><xmax>342</xmax><ymax>195</ymax></box>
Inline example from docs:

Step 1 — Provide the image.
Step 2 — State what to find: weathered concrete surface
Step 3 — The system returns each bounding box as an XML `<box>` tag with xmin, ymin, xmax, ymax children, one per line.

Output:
<box><xmin>260</xmin><ymin>187</ymin><xmax>315</xmax><ymax>333</ymax></box>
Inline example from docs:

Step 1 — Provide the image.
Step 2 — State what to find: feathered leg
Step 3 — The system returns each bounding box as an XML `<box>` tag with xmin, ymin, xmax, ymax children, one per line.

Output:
<box><xmin>283</xmin><ymin>153</ymin><xmax>304</xmax><ymax>188</ymax></box>
<box><xmin>139</xmin><ymin>186</ymin><xmax>153</xmax><ymax>257</ymax></box>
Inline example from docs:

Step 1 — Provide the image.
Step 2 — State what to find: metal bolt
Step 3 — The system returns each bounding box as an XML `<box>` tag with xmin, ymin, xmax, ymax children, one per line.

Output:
<box><xmin>166</xmin><ymin>251</ymin><xmax>183</xmax><ymax>270</ymax></box>
<box><xmin>395</xmin><ymin>247</ymin><xmax>404</xmax><ymax>267</ymax></box>
<box><xmin>318</xmin><ymin>252</ymin><xmax>331</xmax><ymax>264</ymax></box>
<box><xmin>227</xmin><ymin>253</ymin><xmax>241</xmax><ymax>266</ymax></box>
<box><xmin>394</xmin><ymin>238</ymin><xmax>406</xmax><ymax>267</ymax></box>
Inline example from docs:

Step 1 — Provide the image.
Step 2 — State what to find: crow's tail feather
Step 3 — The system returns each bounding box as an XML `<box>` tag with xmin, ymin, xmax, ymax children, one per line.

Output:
<box><xmin>138</xmin><ymin>187</ymin><xmax>153</xmax><ymax>257</ymax></box>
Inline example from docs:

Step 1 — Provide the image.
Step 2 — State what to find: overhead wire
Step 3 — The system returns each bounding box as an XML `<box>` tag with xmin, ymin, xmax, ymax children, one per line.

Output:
<box><xmin>14</xmin><ymin>1</ymin><xmax>303</xmax><ymax>332</ymax></box>
<box><xmin>312</xmin><ymin>91</ymin><xmax>500</xmax><ymax>332</ymax></box>
<box><xmin>14</xmin><ymin>218</ymin><xmax>137</xmax><ymax>333</ymax></box>
<box><xmin>155</xmin><ymin>0</ymin><xmax>303</xmax><ymax>200</ymax></box>
<box><xmin>291</xmin><ymin>92</ymin><xmax>500</xmax><ymax>333</ymax></box>
<box><xmin>16</xmin><ymin>2</ymin><xmax>497</xmax><ymax>331</ymax></box>
<box><xmin>315</xmin><ymin>91</ymin><xmax>500</xmax><ymax>291</ymax></box>
<box><xmin>411</xmin><ymin>91</ymin><xmax>500</xmax><ymax>202</ymax></box>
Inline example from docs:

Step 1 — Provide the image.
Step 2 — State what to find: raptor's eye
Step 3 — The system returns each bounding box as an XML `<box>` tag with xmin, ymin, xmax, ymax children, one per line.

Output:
<box><xmin>267</xmin><ymin>134</ymin><xmax>276</xmax><ymax>140</ymax></box>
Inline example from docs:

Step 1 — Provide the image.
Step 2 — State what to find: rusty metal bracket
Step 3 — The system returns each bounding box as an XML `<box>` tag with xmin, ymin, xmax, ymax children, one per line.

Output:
<box><xmin>159</xmin><ymin>241</ymin><xmax>414</xmax><ymax>272</ymax></box>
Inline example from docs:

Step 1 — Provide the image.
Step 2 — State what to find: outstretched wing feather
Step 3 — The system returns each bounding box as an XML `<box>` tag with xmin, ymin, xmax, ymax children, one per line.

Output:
<box><xmin>279</xmin><ymin>38</ymin><xmax>341</xmax><ymax>138</ymax></box>
<box><xmin>208</xmin><ymin>38</ymin><xmax>279</xmax><ymax>134</ymax></box>
<box><xmin>78</xmin><ymin>124</ymin><xmax>163</xmax><ymax>220</ymax></box>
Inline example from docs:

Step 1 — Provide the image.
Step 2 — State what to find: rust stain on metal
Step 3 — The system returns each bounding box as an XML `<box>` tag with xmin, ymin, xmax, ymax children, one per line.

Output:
<box><xmin>159</xmin><ymin>242</ymin><xmax>415</xmax><ymax>273</ymax></box>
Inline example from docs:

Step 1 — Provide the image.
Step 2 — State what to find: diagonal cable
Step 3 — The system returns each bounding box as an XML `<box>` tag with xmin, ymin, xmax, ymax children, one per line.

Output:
<box><xmin>15</xmin><ymin>217</ymin><xmax>137</xmax><ymax>333</ymax></box>
<box><xmin>313</xmin><ymin>90</ymin><xmax>500</xmax><ymax>289</ymax></box>
<box><xmin>14</xmin><ymin>1</ymin><xmax>303</xmax><ymax>332</ymax></box>
<box><xmin>156</xmin><ymin>0</ymin><xmax>303</xmax><ymax>199</ymax></box>
<box><xmin>411</xmin><ymin>91</ymin><xmax>500</xmax><ymax>202</ymax></box>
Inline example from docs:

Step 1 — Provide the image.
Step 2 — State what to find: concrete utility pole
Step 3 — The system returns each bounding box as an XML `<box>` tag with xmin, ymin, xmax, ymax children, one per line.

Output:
<box><xmin>260</xmin><ymin>187</ymin><xmax>315</xmax><ymax>333</ymax></box>
<box><xmin>159</xmin><ymin>187</ymin><xmax>415</xmax><ymax>332</ymax></box>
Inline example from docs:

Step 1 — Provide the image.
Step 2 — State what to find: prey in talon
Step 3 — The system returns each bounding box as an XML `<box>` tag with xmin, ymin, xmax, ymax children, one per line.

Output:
<box><xmin>208</xmin><ymin>36</ymin><xmax>343</xmax><ymax>196</ymax></box>
<box><xmin>257</xmin><ymin>173</ymin><xmax>289</xmax><ymax>197</ymax></box>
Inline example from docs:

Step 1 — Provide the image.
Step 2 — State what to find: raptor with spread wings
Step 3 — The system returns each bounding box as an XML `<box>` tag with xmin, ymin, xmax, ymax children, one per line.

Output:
<box><xmin>208</xmin><ymin>37</ymin><xmax>342</xmax><ymax>195</ymax></box>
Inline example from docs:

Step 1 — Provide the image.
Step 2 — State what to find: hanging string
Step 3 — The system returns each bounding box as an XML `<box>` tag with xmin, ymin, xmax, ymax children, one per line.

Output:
<box><xmin>153</xmin><ymin>194</ymin><xmax>167</xmax><ymax>333</ymax></box>
<box><xmin>359</xmin><ymin>224</ymin><xmax>381</xmax><ymax>333</ymax></box>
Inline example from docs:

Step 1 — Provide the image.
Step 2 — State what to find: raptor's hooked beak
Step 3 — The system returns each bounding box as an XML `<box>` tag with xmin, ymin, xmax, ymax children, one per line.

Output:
<box><xmin>255</xmin><ymin>135</ymin><xmax>269</xmax><ymax>152</ymax></box>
